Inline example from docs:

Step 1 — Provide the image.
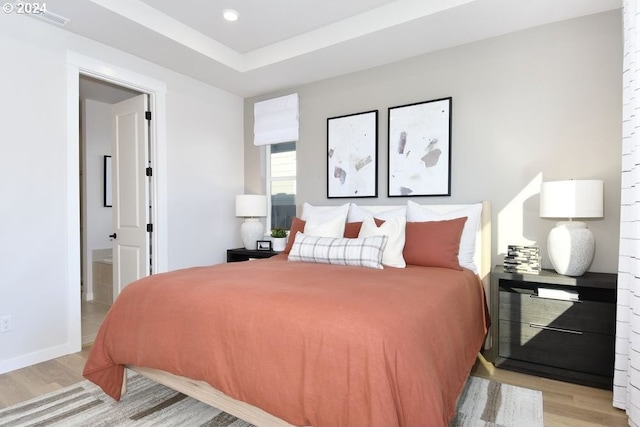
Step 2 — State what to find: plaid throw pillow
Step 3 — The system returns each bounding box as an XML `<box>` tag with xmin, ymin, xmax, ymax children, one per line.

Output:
<box><xmin>288</xmin><ymin>232</ymin><xmax>388</xmax><ymax>269</ymax></box>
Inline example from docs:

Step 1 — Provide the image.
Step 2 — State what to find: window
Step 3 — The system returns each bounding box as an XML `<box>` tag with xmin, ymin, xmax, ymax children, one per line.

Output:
<box><xmin>267</xmin><ymin>142</ymin><xmax>296</xmax><ymax>231</ymax></box>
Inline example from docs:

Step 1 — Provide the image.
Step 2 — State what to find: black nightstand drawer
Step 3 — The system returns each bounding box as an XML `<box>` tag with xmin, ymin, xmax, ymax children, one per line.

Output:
<box><xmin>490</xmin><ymin>266</ymin><xmax>617</xmax><ymax>389</ymax></box>
<box><xmin>498</xmin><ymin>319</ymin><xmax>615</xmax><ymax>377</ymax></box>
<box><xmin>499</xmin><ymin>287</ymin><xmax>615</xmax><ymax>335</ymax></box>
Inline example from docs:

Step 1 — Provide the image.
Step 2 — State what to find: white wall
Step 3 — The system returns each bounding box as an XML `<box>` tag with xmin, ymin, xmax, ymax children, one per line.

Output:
<box><xmin>244</xmin><ymin>10</ymin><xmax>623</xmax><ymax>274</ymax></box>
<box><xmin>81</xmin><ymin>99</ymin><xmax>112</xmax><ymax>300</ymax></box>
<box><xmin>165</xmin><ymin>77</ymin><xmax>247</xmax><ymax>270</ymax></box>
<box><xmin>0</xmin><ymin>13</ymin><xmax>244</xmax><ymax>373</ymax></box>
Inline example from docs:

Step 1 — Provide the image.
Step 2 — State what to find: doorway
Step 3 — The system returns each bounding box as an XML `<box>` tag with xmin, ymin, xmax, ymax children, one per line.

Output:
<box><xmin>79</xmin><ymin>76</ymin><xmax>141</xmax><ymax>344</ymax></box>
<box><xmin>66</xmin><ymin>52</ymin><xmax>168</xmax><ymax>352</ymax></box>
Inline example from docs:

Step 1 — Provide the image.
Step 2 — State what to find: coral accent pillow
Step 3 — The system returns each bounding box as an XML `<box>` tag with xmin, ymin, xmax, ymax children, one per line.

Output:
<box><xmin>284</xmin><ymin>217</ymin><xmax>306</xmax><ymax>254</ymax></box>
<box><xmin>407</xmin><ymin>201</ymin><xmax>482</xmax><ymax>272</ymax></box>
<box><xmin>403</xmin><ymin>217</ymin><xmax>467</xmax><ymax>270</ymax></box>
<box><xmin>343</xmin><ymin>222</ymin><xmax>363</xmax><ymax>238</ymax></box>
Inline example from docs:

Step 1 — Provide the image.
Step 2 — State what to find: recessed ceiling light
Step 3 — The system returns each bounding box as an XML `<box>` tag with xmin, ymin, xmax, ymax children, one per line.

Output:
<box><xmin>222</xmin><ymin>9</ymin><xmax>239</xmax><ymax>22</ymax></box>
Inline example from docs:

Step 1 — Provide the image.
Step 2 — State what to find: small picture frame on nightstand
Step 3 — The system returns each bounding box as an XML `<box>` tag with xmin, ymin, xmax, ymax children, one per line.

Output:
<box><xmin>256</xmin><ymin>240</ymin><xmax>272</xmax><ymax>251</ymax></box>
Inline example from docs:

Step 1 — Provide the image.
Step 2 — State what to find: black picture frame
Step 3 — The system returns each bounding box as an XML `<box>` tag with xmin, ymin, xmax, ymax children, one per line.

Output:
<box><xmin>104</xmin><ymin>155</ymin><xmax>112</xmax><ymax>207</ymax></box>
<box><xmin>327</xmin><ymin>110</ymin><xmax>378</xmax><ymax>198</ymax></box>
<box><xmin>387</xmin><ymin>97</ymin><xmax>452</xmax><ymax>197</ymax></box>
<box><xmin>256</xmin><ymin>240</ymin><xmax>272</xmax><ymax>251</ymax></box>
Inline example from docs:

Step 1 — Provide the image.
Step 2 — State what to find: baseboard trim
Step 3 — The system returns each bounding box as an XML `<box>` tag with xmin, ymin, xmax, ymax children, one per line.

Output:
<box><xmin>0</xmin><ymin>343</ymin><xmax>76</xmax><ymax>375</ymax></box>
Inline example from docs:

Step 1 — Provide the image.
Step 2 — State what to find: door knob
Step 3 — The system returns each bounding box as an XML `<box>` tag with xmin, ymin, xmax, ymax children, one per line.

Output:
<box><xmin>109</xmin><ymin>233</ymin><xmax>117</xmax><ymax>239</ymax></box>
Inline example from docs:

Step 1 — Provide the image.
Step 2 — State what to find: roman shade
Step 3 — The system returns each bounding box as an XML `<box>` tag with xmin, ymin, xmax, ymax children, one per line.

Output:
<box><xmin>253</xmin><ymin>93</ymin><xmax>299</xmax><ymax>146</ymax></box>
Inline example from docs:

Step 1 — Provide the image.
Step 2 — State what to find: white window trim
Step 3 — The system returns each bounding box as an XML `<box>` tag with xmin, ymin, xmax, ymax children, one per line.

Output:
<box><xmin>265</xmin><ymin>144</ymin><xmax>273</xmax><ymax>232</ymax></box>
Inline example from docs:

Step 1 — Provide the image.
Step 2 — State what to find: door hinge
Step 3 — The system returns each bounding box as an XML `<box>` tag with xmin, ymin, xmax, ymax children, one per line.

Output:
<box><xmin>147</xmin><ymin>224</ymin><xmax>153</xmax><ymax>233</ymax></box>
<box><xmin>146</xmin><ymin>167</ymin><xmax>152</xmax><ymax>177</ymax></box>
<box><xmin>145</xmin><ymin>111</ymin><xmax>151</xmax><ymax>120</ymax></box>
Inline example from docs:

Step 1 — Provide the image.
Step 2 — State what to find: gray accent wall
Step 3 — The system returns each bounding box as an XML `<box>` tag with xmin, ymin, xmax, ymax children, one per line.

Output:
<box><xmin>244</xmin><ymin>10</ymin><xmax>623</xmax><ymax>273</ymax></box>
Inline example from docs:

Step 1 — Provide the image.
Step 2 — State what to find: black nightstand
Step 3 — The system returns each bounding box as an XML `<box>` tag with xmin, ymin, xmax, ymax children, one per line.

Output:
<box><xmin>490</xmin><ymin>265</ymin><xmax>617</xmax><ymax>389</ymax></box>
<box><xmin>226</xmin><ymin>248</ymin><xmax>279</xmax><ymax>263</ymax></box>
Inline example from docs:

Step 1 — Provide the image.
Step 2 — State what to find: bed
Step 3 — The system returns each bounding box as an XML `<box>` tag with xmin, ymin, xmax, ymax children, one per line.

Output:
<box><xmin>83</xmin><ymin>201</ymin><xmax>491</xmax><ymax>427</ymax></box>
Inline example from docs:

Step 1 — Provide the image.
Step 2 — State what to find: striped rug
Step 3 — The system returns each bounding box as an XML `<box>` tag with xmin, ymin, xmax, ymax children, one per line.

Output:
<box><xmin>451</xmin><ymin>376</ymin><xmax>543</xmax><ymax>427</ymax></box>
<box><xmin>0</xmin><ymin>374</ymin><xmax>542</xmax><ymax>427</ymax></box>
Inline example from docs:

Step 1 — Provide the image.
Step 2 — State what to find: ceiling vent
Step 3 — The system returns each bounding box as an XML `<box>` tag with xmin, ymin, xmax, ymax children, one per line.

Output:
<box><xmin>14</xmin><ymin>1</ymin><xmax>70</xmax><ymax>26</ymax></box>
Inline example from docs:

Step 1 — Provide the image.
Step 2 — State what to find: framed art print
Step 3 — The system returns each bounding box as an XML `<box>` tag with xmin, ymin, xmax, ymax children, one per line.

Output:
<box><xmin>256</xmin><ymin>240</ymin><xmax>272</xmax><ymax>251</ymax></box>
<box><xmin>387</xmin><ymin>97</ymin><xmax>452</xmax><ymax>197</ymax></box>
<box><xmin>327</xmin><ymin>110</ymin><xmax>378</xmax><ymax>198</ymax></box>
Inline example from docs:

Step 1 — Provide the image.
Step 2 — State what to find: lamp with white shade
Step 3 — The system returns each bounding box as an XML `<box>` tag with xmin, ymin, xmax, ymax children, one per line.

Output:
<box><xmin>236</xmin><ymin>195</ymin><xmax>267</xmax><ymax>250</ymax></box>
<box><xmin>539</xmin><ymin>180</ymin><xmax>604</xmax><ymax>276</ymax></box>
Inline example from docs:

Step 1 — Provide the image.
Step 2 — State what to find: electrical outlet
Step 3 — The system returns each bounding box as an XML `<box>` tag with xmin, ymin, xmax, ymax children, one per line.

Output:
<box><xmin>0</xmin><ymin>315</ymin><xmax>12</xmax><ymax>333</ymax></box>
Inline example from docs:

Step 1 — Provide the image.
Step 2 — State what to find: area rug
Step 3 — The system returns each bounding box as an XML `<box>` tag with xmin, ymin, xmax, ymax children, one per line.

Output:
<box><xmin>0</xmin><ymin>374</ymin><xmax>542</xmax><ymax>427</ymax></box>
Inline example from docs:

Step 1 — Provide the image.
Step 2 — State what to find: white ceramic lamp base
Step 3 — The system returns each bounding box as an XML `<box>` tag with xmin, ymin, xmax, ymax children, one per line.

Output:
<box><xmin>240</xmin><ymin>218</ymin><xmax>264</xmax><ymax>250</ymax></box>
<box><xmin>547</xmin><ymin>221</ymin><xmax>595</xmax><ymax>276</ymax></box>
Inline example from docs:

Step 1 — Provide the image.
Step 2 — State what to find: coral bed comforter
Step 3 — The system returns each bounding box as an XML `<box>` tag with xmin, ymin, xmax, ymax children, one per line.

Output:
<box><xmin>83</xmin><ymin>255</ymin><xmax>488</xmax><ymax>426</ymax></box>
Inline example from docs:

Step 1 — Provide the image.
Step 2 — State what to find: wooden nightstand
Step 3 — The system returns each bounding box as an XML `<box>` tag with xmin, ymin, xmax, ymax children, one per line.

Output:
<box><xmin>490</xmin><ymin>265</ymin><xmax>617</xmax><ymax>389</ymax></box>
<box><xmin>226</xmin><ymin>248</ymin><xmax>279</xmax><ymax>263</ymax></box>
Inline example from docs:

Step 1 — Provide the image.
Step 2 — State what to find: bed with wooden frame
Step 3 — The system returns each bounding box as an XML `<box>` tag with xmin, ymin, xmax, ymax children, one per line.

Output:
<box><xmin>84</xmin><ymin>201</ymin><xmax>491</xmax><ymax>427</ymax></box>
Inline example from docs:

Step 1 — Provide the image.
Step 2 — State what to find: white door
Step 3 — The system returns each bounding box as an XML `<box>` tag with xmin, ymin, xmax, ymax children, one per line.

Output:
<box><xmin>111</xmin><ymin>94</ymin><xmax>151</xmax><ymax>298</ymax></box>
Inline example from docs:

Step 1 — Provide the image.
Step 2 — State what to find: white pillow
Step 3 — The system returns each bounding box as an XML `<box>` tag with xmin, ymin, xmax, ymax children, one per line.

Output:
<box><xmin>406</xmin><ymin>201</ymin><xmax>482</xmax><ymax>273</ymax></box>
<box><xmin>301</xmin><ymin>203</ymin><xmax>350</xmax><ymax>222</ymax></box>
<box><xmin>347</xmin><ymin>205</ymin><xmax>407</xmax><ymax>222</ymax></box>
<box><xmin>288</xmin><ymin>232</ymin><xmax>388</xmax><ymax>269</ymax></box>
<box><xmin>358</xmin><ymin>215</ymin><xmax>406</xmax><ymax>268</ymax></box>
<box><xmin>304</xmin><ymin>214</ymin><xmax>347</xmax><ymax>238</ymax></box>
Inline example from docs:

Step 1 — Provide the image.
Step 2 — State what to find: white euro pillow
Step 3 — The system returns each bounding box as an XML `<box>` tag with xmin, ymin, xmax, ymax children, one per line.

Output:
<box><xmin>406</xmin><ymin>201</ymin><xmax>482</xmax><ymax>273</ymax></box>
<box><xmin>358</xmin><ymin>215</ymin><xmax>406</xmax><ymax>268</ymax></box>
<box><xmin>304</xmin><ymin>214</ymin><xmax>347</xmax><ymax>238</ymax></box>
<box><xmin>347</xmin><ymin>205</ymin><xmax>407</xmax><ymax>222</ymax></box>
<box><xmin>301</xmin><ymin>203</ymin><xmax>350</xmax><ymax>222</ymax></box>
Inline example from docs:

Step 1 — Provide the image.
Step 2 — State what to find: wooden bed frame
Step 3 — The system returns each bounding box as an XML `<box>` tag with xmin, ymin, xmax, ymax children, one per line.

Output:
<box><xmin>127</xmin><ymin>201</ymin><xmax>492</xmax><ymax>427</ymax></box>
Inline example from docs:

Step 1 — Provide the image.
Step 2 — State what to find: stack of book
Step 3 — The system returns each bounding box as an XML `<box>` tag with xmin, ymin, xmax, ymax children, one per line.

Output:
<box><xmin>503</xmin><ymin>245</ymin><xmax>541</xmax><ymax>274</ymax></box>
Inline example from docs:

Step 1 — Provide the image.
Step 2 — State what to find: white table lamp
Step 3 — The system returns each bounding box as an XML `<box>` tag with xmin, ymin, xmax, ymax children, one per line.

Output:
<box><xmin>540</xmin><ymin>180</ymin><xmax>603</xmax><ymax>276</ymax></box>
<box><xmin>236</xmin><ymin>195</ymin><xmax>267</xmax><ymax>250</ymax></box>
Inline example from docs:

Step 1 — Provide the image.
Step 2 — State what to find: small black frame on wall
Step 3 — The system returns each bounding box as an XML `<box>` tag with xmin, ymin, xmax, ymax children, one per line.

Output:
<box><xmin>104</xmin><ymin>155</ymin><xmax>112</xmax><ymax>207</ymax></box>
<box><xmin>256</xmin><ymin>240</ymin><xmax>272</xmax><ymax>251</ymax></box>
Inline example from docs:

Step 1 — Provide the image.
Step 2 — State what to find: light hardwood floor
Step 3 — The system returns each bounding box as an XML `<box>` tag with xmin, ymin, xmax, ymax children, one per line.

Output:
<box><xmin>0</xmin><ymin>350</ymin><xmax>629</xmax><ymax>426</ymax></box>
<box><xmin>471</xmin><ymin>354</ymin><xmax>628</xmax><ymax>427</ymax></box>
<box><xmin>0</xmin><ymin>347</ymin><xmax>91</xmax><ymax>409</ymax></box>
<box><xmin>81</xmin><ymin>300</ymin><xmax>110</xmax><ymax>346</ymax></box>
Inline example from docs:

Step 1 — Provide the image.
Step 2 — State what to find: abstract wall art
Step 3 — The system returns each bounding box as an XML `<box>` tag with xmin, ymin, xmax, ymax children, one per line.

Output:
<box><xmin>327</xmin><ymin>110</ymin><xmax>378</xmax><ymax>198</ymax></box>
<box><xmin>388</xmin><ymin>97</ymin><xmax>452</xmax><ymax>197</ymax></box>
